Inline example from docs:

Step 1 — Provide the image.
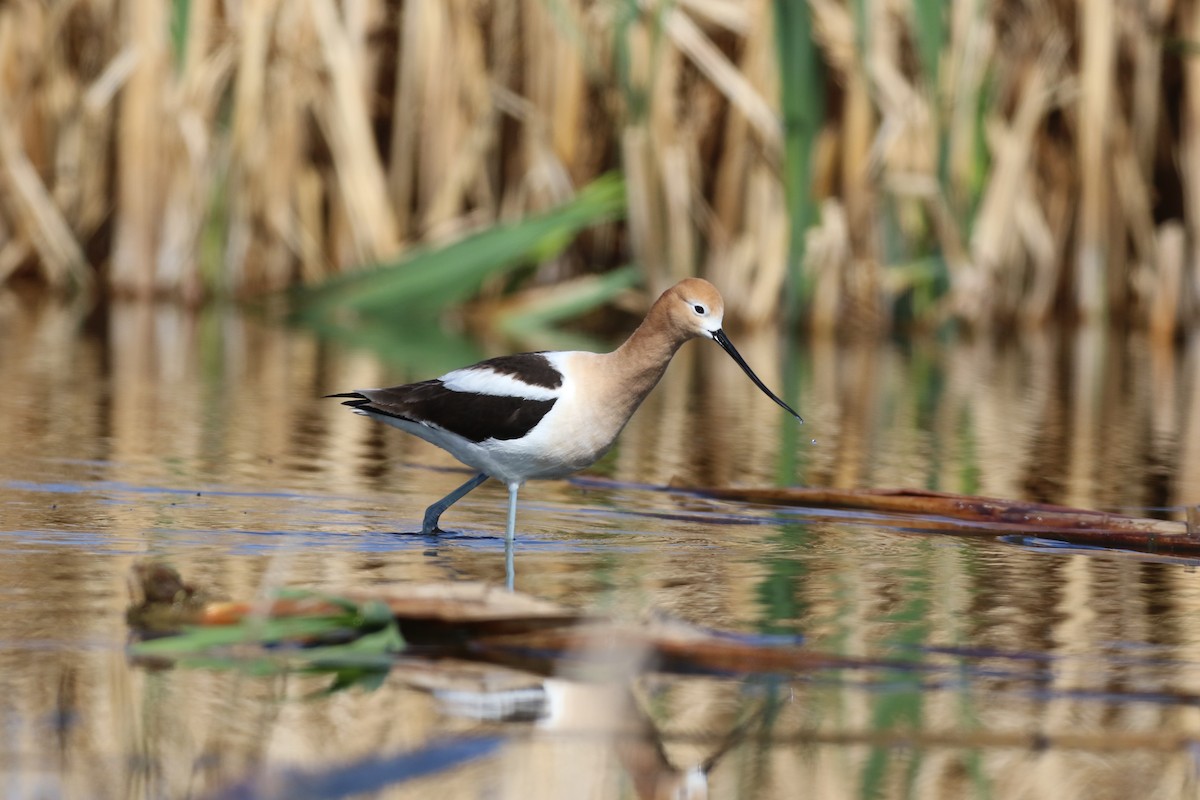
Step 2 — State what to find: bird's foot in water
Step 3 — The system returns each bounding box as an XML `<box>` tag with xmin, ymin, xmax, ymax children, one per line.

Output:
<box><xmin>420</xmin><ymin>511</ymin><xmax>446</xmax><ymax>536</ymax></box>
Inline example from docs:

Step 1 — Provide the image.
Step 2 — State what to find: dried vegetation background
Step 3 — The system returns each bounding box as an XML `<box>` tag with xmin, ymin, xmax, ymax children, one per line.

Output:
<box><xmin>0</xmin><ymin>0</ymin><xmax>1198</xmax><ymax>332</ymax></box>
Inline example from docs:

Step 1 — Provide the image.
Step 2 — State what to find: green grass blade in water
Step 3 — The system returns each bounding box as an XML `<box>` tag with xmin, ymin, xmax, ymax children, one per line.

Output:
<box><xmin>292</xmin><ymin>173</ymin><xmax>626</xmax><ymax>321</ymax></box>
<box><xmin>130</xmin><ymin>593</ymin><xmax>404</xmax><ymax>664</ymax></box>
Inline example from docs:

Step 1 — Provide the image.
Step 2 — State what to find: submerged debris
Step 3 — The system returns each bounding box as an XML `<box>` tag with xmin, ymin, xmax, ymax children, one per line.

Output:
<box><xmin>126</xmin><ymin>562</ymin><xmax>211</xmax><ymax>631</ymax></box>
<box><xmin>127</xmin><ymin>564</ymin><xmax>862</xmax><ymax>677</ymax></box>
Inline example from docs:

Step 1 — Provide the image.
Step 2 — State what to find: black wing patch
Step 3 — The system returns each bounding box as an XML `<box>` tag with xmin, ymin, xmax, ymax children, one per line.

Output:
<box><xmin>332</xmin><ymin>382</ymin><xmax>556</xmax><ymax>443</ymax></box>
<box><xmin>470</xmin><ymin>353</ymin><xmax>562</xmax><ymax>390</ymax></box>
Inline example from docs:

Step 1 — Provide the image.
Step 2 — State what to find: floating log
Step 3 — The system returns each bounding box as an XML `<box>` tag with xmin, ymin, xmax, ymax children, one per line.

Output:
<box><xmin>689</xmin><ymin>485</ymin><xmax>1200</xmax><ymax>554</ymax></box>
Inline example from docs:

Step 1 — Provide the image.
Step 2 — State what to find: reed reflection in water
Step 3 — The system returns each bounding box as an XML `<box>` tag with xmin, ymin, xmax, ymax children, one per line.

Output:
<box><xmin>1</xmin><ymin>296</ymin><xmax>1199</xmax><ymax>799</ymax></box>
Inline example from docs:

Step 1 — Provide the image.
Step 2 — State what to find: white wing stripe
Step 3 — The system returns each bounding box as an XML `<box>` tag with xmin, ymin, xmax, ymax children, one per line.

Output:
<box><xmin>440</xmin><ymin>367</ymin><xmax>560</xmax><ymax>401</ymax></box>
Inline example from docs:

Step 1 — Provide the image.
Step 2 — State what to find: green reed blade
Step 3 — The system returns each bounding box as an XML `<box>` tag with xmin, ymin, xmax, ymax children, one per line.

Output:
<box><xmin>291</xmin><ymin>173</ymin><xmax>626</xmax><ymax>322</ymax></box>
<box><xmin>772</xmin><ymin>0</ymin><xmax>824</xmax><ymax>323</ymax></box>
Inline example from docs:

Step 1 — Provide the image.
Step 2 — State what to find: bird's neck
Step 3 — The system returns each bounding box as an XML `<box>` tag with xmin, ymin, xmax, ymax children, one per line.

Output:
<box><xmin>604</xmin><ymin>315</ymin><xmax>687</xmax><ymax>408</ymax></box>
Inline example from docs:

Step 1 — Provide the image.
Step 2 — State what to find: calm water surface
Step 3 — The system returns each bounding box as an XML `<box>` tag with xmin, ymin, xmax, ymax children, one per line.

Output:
<box><xmin>2</xmin><ymin>297</ymin><xmax>1200</xmax><ymax>799</ymax></box>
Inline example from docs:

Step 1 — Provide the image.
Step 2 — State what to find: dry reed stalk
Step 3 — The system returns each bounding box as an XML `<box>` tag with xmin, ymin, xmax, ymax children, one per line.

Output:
<box><xmin>425</xmin><ymin>6</ymin><xmax>497</xmax><ymax>233</ymax></box>
<box><xmin>156</xmin><ymin>4</ymin><xmax>235</xmax><ymax>301</ymax></box>
<box><xmin>0</xmin><ymin>239</ymin><xmax>30</xmax><ymax>287</ymax></box>
<box><xmin>645</xmin><ymin>12</ymin><xmax>691</xmax><ymax>290</ymax></box>
<box><xmin>659</xmin><ymin>19</ymin><xmax>716</xmax><ymax>290</ymax></box>
<box><xmin>805</xmin><ymin>0</ymin><xmax>874</xmax><ymax>328</ymax></box>
<box><xmin>804</xmin><ymin>199</ymin><xmax>850</xmax><ymax>334</ymax></box>
<box><xmin>1013</xmin><ymin>180</ymin><xmax>1058</xmax><ymax>324</ymax></box>
<box><xmin>0</xmin><ymin>9</ymin><xmax>91</xmax><ymax>292</ymax></box>
<box><xmin>1113</xmin><ymin>119</ymin><xmax>1159</xmax><ymax>300</ymax></box>
<box><xmin>0</xmin><ymin>105</ymin><xmax>91</xmax><ymax>292</ymax></box>
<box><xmin>490</xmin><ymin>85</ymin><xmax>574</xmax><ymax>224</ymax></box>
<box><xmin>1148</xmin><ymin>222</ymin><xmax>1186</xmax><ymax>342</ymax></box>
<box><xmin>744</xmin><ymin>169</ymin><xmax>791</xmax><ymax>326</ymax></box>
<box><xmin>1075</xmin><ymin>0</ymin><xmax>1115</xmax><ymax>319</ymax></box>
<box><xmin>222</xmin><ymin>0</ymin><xmax>270</xmax><ymax>293</ymax></box>
<box><xmin>868</xmin><ymin>1</ymin><xmax>930</xmax><ymax>320</ymax></box>
<box><xmin>528</xmin><ymin>0</ymin><xmax>586</xmax><ymax>189</ymax></box>
<box><xmin>262</xmin><ymin>3</ymin><xmax>316</xmax><ymax>291</ymax></box>
<box><xmin>968</xmin><ymin>41</ymin><xmax>1062</xmax><ymax>321</ymax></box>
<box><xmin>711</xmin><ymin>164</ymin><xmax>789</xmax><ymax>327</ymax></box>
<box><xmin>618</xmin><ymin>7</ymin><xmax>669</xmax><ymax>294</ymax></box>
<box><xmin>945</xmin><ymin>0</ymin><xmax>991</xmax><ymax>203</ymax></box>
<box><xmin>622</xmin><ymin>125</ymin><xmax>661</xmax><ymax>296</ymax></box>
<box><xmin>413</xmin><ymin>0</ymin><xmax>461</xmax><ymax>236</ymax></box>
<box><xmin>680</xmin><ymin>0</ymin><xmax>750</xmax><ymax>35</ymax></box>
<box><xmin>732</xmin><ymin>4</ymin><xmax>790</xmax><ymax>325</ymax></box>
<box><xmin>1131</xmin><ymin>0</ymin><xmax>1171</xmax><ymax>174</ymax></box>
<box><xmin>660</xmin><ymin>143</ymin><xmax>697</xmax><ymax>286</ymax></box>
<box><xmin>2</xmin><ymin>0</ymin><xmax>1197</xmax><ymax>333</ymax></box>
<box><xmin>80</xmin><ymin>41</ymin><xmax>135</xmax><ymax>235</ymax></box>
<box><xmin>708</xmin><ymin>7</ymin><xmax>759</xmax><ymax>299</ymax></box>
<box><xmin>664</xmin><ymin>6</ymin><xmax>781</xmax><ymax>154</ymax></box>
<box><xmin>309</xmin><ymin>0</ymin><xmax>397</xmax><ymax>261</ymax></box>
<box><xmin>695</xmin><ymin>0</ymin><xmax>792</xmax><ymax>322</ymax></box>
<box><xmin>708</xmin><ymin>100</ymin><xmax>749</xmax><ymax>264</ymax></box>
<box><xmin>1181</xmin><ymin>330</ymin><xmax>1200</xmax><ymax>498</ymax></box>
<box><xmin>386</xmin><ymin>0</ymin><xmax>421</xmax><ymax>243</ymax></box>
<box><xmin>796</xmin><ymin>0</ymin><xmax>1200</xmax><ymax>330</ymax></box>
<box><xmin>110</xmin><ymin>0</ymin><xmax>169</xmax><ymax>297</ymax></box>
<box><xmin>1184</xmin><ymin>1</ymin><xmax>1200</xmax><ymax>319</ymax></box>
<box><xmin>294</xmin><ymin>165</ymin><xmax>326</xmax><ymax>284</ymax></box>
<box><xmin>839</xmin><ymin>65</ymin><xmax>875</xmax><ymax>237</ymax></box>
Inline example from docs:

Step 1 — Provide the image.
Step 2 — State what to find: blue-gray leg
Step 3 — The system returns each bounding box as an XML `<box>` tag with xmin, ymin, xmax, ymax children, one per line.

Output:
<box><xmin>505</xmin><ymin>482</ymin><xmax>519</xmax><ymax>591</ymax></box>
<box><xmin>422</xmin><ymin>472</ymin><xmax>490</xmax><ymax>534</ymax></box>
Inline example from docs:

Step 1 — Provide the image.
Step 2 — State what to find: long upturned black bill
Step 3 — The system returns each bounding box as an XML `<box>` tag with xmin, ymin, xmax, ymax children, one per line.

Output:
<box><xmin>711</xmin><ymin>329</ymin><xmax>804</xmax><ymax>423</ymax></box>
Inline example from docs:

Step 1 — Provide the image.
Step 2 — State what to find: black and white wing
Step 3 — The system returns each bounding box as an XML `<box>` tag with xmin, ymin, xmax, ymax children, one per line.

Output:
<box><xmin>330</xmin><ymin>352</ymin><xmax>564</xmax><ymax>443</ymax></box>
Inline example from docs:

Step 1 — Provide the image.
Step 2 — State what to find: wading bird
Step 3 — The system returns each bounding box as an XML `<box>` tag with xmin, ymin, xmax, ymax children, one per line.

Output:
<box><xmin>331</xmin><ymin>278</ymin><xmax>802</xmax><ymax>581</ymax></box>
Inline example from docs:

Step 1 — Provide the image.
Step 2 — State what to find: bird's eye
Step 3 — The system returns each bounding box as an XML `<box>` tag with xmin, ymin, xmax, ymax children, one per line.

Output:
<box><xmin>693</xmin><ymin>304</ymin><xmax>706</xmax><ymax>315</ymax></box>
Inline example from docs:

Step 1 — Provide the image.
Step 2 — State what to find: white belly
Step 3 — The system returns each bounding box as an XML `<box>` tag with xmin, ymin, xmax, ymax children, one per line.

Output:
<box><xmin>377</xmin><ymin>378</ymin><xmax>624</xmax><ymax>484</ymax></box>
<box><xmin>378</xmin><ymin>408</ymin><xmax>615</xmax><ymax>484</ymax></box>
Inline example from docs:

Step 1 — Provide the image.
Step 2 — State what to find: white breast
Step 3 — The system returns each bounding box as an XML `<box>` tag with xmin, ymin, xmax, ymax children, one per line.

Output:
<box><xmin>471</xmin><ymin>352</ymin><xmax>628</xmax><ymax>482</ymax></box>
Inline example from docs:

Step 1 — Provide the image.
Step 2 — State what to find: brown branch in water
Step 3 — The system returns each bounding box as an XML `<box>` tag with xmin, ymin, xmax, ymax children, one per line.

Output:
<box><xmin>690</xmin><ymin>485</ymin><xmax>1200</xmax><ymax>554</ymax></box>
<box><xmin>464</xmin><ymin>626</ymin><xmax>863</xmax><ymax>678</ymax></box>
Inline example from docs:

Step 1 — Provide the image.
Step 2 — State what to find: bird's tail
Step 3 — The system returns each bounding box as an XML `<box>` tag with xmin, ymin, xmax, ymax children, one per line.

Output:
<box><xmin>325</xmin><ymin>392</ymin><xmax>371</xmax><ymax>409</ymax></box>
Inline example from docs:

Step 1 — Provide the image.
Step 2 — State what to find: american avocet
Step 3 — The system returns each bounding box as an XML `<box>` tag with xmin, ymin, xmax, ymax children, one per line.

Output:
<box><xmin>330</xmin><ymin>278</ymin><xmax>801</xmax><ymax>566</ymax></box>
